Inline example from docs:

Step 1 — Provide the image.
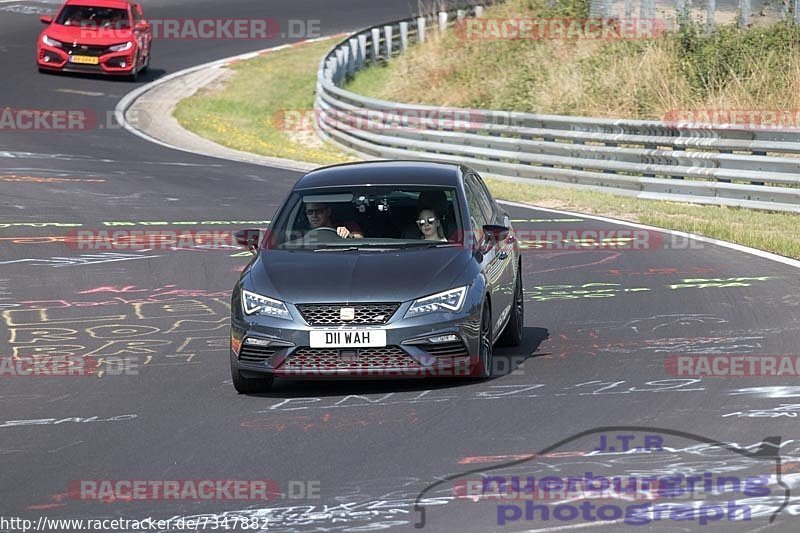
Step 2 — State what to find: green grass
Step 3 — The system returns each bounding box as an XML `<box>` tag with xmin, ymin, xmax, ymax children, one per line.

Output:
<box><xmin>486</xmin><ymin>179</ymin><xmax>800</xmax><ymax>259</ymax></box>
<box><xmin>174</xmin><ymin>38</ymin><xmax>355</xmax><ymax>165</ymax></box>
<box><xmin>346</xmin><ymin>0</ymin><xmax>800</xmax><ymax>119</ymax></box>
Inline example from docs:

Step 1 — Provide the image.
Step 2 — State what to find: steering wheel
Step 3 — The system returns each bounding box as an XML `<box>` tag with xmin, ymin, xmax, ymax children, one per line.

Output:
<box><xmin>303</xmin><ymin>227</ymin><xmax>342</xmax><ymax>244</ymax></box>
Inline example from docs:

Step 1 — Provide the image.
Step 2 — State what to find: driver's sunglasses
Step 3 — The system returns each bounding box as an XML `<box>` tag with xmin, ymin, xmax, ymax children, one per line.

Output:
<box><xmin>305</xmin><ymin>208</ymin><xmax>325</xmax><ymax>216</ymax></box>
<box><xmin>416</xmin><ymin>217</ymin><xmax>437</xmax><ymax>226</ymax></box>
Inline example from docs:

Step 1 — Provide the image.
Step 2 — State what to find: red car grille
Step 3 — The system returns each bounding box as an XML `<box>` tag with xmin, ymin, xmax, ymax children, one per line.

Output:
<box><xmin>65</xmin><ymin>44</ymin><xmax>110</xmax><ymax>56</ymax></box>
<box><xmin>282</xmin><ymin>346</ymin><xmax>419</xmax><ymax>371</ymax></box>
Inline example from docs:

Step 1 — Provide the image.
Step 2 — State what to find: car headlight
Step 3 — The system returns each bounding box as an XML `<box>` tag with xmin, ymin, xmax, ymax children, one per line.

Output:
<box><xmin>108</xmin><ymin>41</ymin><xmax>133</xmax><ymax>52</ymax></box>
<box><xmin>242</xmin><ymin>289</ymin><xmax>291</xmax><ymax>320</ymax></box>
<box><xmin>405</xmin><ymin>286</ymin><xmax>468</xmax><ymax>318</ymax></box>
<box><xmin>42</xmin><ymin>35</ymin><xmax>62</xmax><ymax>48</ymax></box>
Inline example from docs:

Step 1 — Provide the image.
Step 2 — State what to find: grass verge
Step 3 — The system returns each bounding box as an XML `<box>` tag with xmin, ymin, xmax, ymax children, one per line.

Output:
<box><xmin>174</xmin><ymin>37</ymin><xmax>355</xmax><ymax>166</ymax></box>
<box><xmin>486</xmin><ymin>179</ymin><xmax>800</xmax><ymax>259</ymax></box>
<box><xmin>348</xmin><ymin>0</ymin><xmax>800</xmax><ymax>119</ymax></box>
<box><xmin>173</xmin><ymin>21</ymin><xmax>800</xmax><ymax>260</ymax></box>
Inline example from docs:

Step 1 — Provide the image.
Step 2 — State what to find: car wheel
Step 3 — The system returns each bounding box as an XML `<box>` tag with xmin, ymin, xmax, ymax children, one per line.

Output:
<box><xmin>128</xmin><ymin>54</ymin><xmax>139</xmax><ymax>81</ymax></box>
<box><xmin>230</xmin><ymin>354</ymin><xmax>274</xmax><ymax>394</ymax></box>
<box><xmin>475</xmin><ymin>300</ymin><xmax>493</xmax><ymax>379</ymax></box>
<box><xmin>497</xmin><ymin>263</ymin><xmax>524</xmax><ymax>347</ymax></box>
<box><xmin>141</xmin><ymin>46</ymin><xmax>150</xmax><ymax>73</ymax></box>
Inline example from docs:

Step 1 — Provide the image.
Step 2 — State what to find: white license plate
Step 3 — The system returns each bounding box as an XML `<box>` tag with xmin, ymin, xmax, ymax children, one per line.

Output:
<box><xmin>309</xmin><ymin>329</ymin><xmax>386</xmax><ymax>348</ymax></box>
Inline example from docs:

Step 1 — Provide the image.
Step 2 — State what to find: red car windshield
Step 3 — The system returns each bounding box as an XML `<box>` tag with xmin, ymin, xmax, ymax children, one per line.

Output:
<box><xmin>55</xmin><ymin>6</ymin><xmax>130</xmax><ymax>28</ymax></box>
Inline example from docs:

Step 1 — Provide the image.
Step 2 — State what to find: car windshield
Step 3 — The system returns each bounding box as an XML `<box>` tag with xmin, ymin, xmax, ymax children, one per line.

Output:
<box><xmin>56</xmin><ymin>6</ymin><xmax>130</xmax><ymax>28</ymax></box>
<box><xmin>265</xmin><ymin>186</ymin><xmax>464</xmax><ymax>250</ymax></box>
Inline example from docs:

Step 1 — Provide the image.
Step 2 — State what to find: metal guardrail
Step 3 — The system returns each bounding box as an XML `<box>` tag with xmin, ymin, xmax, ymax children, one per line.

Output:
<box><xmin>314</xmin><ymin>6</ymin><xmax>800</xmax><ymax>213</ymax></box>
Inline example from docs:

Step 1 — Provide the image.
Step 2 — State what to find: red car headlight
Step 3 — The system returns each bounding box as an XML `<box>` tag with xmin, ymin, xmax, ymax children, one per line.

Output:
<box><xmin>41</xmin><ymin>34</ymin><xmax>63</xmax><ymax>48</ymax></box>
<box><xmin>108</xmin><ymin>41</ymin><xmax>134</xmax><ymax>52</ymax></box>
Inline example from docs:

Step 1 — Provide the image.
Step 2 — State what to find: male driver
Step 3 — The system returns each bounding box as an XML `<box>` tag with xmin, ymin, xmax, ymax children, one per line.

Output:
<box><xmin>305</xmin><ymin>203</ymin><xmax>363</xmax><ymax>239</ymax></box>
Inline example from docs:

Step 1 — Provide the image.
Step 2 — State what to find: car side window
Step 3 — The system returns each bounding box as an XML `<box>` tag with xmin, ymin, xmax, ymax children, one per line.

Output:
<box><xmin>464</xmin><ymin>176</ymin><xmax>489</xmax><ymax>234</ymax></box>
<box><xmin>473</xmin><ymin>173</ymin><xmax>500</xmax><ymax>221</ymax></box>
<box><xmin>466</xmin><ymin>174</ymin><xmax>494</xmax><ymax>225</ymax></box>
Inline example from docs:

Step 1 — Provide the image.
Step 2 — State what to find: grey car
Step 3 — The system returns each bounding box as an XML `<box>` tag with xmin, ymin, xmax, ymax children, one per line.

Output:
<box><xmin>229</xmin><ymin>161</ymin><xmax>523</xmax><ymax>393</ymax></box>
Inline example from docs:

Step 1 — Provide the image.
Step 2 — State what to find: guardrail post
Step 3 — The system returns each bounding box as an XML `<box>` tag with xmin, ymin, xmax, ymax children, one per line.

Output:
<box><xmin>371</xmin><ymin>28</ymin><xmax>381</xmax><ymax>62</ymax></box>
<box><xmin>474</xmin><ymin>6</ymin><xmax>484</xmax><ymax>17</ymax></box>
<box><xmin>325</xmin><ymin>58</ymin><xmax>336</xmax><ymax>82</ymax></box>
<box><xmin>457</xmin><ymin>9</ymin><xmax>466</xmax><ymax>20</ymax></box>
<box><xmin>335</xmin><ymin>48</ymin><xmax>345</xmax><ymax>84</ymax></box>
<box><xmin>640</xmin><ymin>0</ymin><xmax>655</xmax><ymax>20</ymax></box>
<box><xmin>348</xmin><ymin>38</ymin><xmax>358</xmax><ymax>76</ymax></box>
<box><xmin>739</xmin><ymin>0</ymin><xmax>750</xmax><ymax>26</ymax></box>
<box><xmin>438</xmin><ymin>11</ymin><xmax>448</xmax><ymax>32</ymax></box>
<box><xmin>384</xmin><ymin>25</ymin><xmax>394</xmax><ymax>58</ymax></box>
<box><xmin>706</xmin><ymin>0</ymin><xmax>716</xmax><ymax>33</ymax></box>
<box><xmin>341</xmin><ymin>45</ymin><xmax>351</xmax><ymax>80</ymax></box>
<box><xmin>399</xmin><ymin>21</ymin><xmax>409</xmax><ymax>52</ymax></box>
<box><xmin>357</xmin><ymin>34</ymin><xmax>367</xmax><ymax>69</ymax></box>
<box><xmin>676</xmin><ymin>0</ymin><xmax>688</xmax><ymax>24</ymax></box>
<box><xmin>417</xmin><ymin>17</ymin><xmax>426</xmax><ymax>43</ymax></box>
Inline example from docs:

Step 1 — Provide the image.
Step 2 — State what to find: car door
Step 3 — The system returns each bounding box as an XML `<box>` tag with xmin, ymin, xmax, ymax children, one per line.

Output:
<box><xmin>464</xmin><ymin>174</ymin><xmax>512</xmax><ymax>338</ymax></box>
<box><xmin>473</xmin><ymin>173</ymin><xmax>517</xmax><ymax>331</ymax></box>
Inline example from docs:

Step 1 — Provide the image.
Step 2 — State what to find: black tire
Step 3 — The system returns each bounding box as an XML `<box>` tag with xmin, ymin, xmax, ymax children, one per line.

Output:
<box><xmin>497</xmin><ymin>263</ymin><xmax>524</xmax><ymax>347</ymax></box>
<box><xmin>141</xmin><ymin>46</ymin><xmax>150</xmax><ymax>73</ymax></box>
<box><xmin>230</xmin><ymin>355</ymin><xmax>274</xmax><ymax>394</ymax></box>
<box><xmin>128</xmin><ymin>54</ymin><xmax>140</xmax><ymax>81</ymax></box>
<box><xmin>475</xmin><ymin>300</ymin><xmax>493</xmax><ymax>379</ymax></box>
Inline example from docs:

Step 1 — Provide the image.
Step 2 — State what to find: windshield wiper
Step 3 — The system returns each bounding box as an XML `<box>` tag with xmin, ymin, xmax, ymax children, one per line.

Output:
<box><xmin>398</xmin><ymin>242</ymin><xmax>462</xmax><ymax>248</ymax></box>
<box><xmin>312</xmin><ymin>246</ymin><xmax>361</xmax><ymax>252</ymax></box>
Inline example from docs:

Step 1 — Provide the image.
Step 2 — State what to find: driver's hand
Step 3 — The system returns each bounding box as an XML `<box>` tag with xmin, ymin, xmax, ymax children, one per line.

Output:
<box><xmin>336</xmin><ymin>226</ymin><xmax>351</xmax><ymax>239</ymax></box>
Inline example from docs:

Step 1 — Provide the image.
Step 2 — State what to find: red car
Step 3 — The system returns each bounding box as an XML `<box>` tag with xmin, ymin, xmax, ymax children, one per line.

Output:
<box><xmin>37</xmin><ymin>0</ymin><xmax>152</xmax><ymax>80</ymax></box>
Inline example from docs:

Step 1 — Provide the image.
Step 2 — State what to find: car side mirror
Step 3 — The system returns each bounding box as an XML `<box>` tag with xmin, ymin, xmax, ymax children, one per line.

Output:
<box><xmin>234</xmin><ymin>229</ymin><xmax>260</xmax><ymax>254</ymax></box>
<box><xmin>134</xmin><ymin>21</ymin><xmax>148</xmax><ymax>32</ymax></box>
<box><xmin>40</xmin><ymin>15</ymin><xmax>53</xmax><ymax>24</ymax></box>
<box><xmin>483</xmin><ymin>224</ymin><xmax>510</xmax><ymax>244</ymax></box>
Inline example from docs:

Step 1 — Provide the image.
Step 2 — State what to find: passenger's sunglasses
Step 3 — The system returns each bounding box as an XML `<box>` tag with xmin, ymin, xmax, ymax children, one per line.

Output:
<box><xmin>416</xmin><ymin>217</ymin><xmax>438</xmax><ymax>226</ymax></box>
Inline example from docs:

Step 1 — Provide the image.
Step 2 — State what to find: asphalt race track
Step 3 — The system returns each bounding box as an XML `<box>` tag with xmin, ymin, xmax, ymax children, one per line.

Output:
<box><xmin>1</xmin><ymin>1</ymin><xmax>800</xmax><ymax>532</ymax></box>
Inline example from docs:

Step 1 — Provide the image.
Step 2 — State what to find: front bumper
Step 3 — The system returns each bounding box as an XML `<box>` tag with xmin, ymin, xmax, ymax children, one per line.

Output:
<box><xmin>37</xmin><ymin>44</ymin><xmax>137</xmax><ymax>75</ymax></box>
<box><xmin>231</xmin><ymin>298</ymin><xmax>483</xmax><ymax>379</ymax></box>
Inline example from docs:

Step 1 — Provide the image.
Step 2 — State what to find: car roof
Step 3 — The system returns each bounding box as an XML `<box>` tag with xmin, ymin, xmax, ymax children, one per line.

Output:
<box><xmin>294</xmin><ymin>160</ymin><xmax>464</xmax><ymax>190</ymax></box>
<box><xmin>64</xmin><ymin>0</ymin><xmax>132</xmax><ymax>8</ymax></box>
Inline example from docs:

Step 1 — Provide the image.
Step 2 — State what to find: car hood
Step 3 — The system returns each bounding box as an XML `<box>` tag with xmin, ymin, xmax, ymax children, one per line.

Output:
<box><xmin>248</xmin><ymin>247</ymin><xmax>474</xmax><ymax>304</ymax></box>
<box><xmin>42</xmin><ymin>25</ymin><xmax>134</xmax><ymax>45</ymax></box>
